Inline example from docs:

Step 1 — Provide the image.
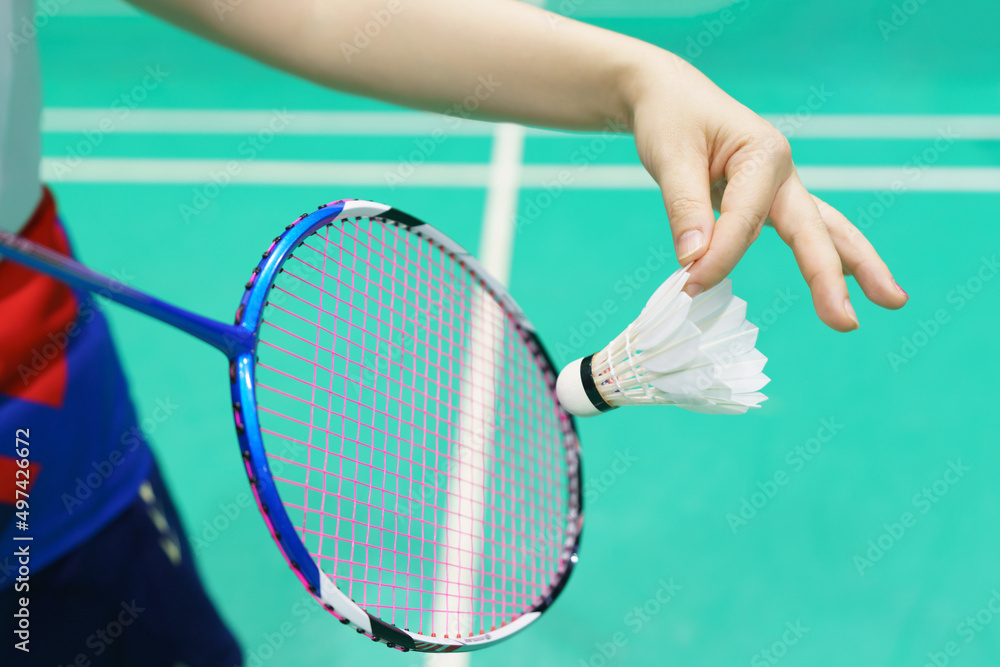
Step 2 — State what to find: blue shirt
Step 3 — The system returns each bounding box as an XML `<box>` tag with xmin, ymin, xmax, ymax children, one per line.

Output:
<box><xmin>0</xmin><ymin>191</ymin><xmax>152</xmax><ymax>588</ymax></box>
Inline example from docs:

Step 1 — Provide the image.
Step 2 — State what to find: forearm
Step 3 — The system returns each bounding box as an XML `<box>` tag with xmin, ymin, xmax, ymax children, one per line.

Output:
<box><xmin>126</xmin><ymin>0</ymin><xmax>663</xmax><ymax>132</ymax></box>
<box><xmin>127</xmin><ymin>0</ymin><xmax>903</xmax><ymax>332</ymax></box>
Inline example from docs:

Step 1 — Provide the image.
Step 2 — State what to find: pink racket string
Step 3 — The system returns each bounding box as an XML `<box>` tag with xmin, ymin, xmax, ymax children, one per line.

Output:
<box><xmin>254</xmin><ymin>216</ymin><xmax>572</xmax><ymax>638</ymax></box>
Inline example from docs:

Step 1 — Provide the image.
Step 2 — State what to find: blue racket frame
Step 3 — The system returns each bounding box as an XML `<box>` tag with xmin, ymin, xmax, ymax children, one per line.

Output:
<box><xmin>0</xmin><ymin>198</ymin><xmax>583</xmax><ymax>653</ymax></box>
<box><xmin>228</xmin><ymin>202</ymin><xmax>352</xmax><ymax>635</ymax></box>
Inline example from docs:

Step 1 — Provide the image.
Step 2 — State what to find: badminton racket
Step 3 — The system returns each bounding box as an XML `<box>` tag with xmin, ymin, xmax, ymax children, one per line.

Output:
<box><xmin>0</xmin><ymin>199</ymin><xmax>582</xmax><ymax>653</ymax></box>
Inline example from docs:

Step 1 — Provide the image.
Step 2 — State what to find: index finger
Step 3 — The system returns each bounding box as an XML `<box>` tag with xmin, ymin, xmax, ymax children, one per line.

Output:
<box><xmin>684</xmin><ymin>152</ymin><xmax>785</xmax><ymax>295</ymax></box>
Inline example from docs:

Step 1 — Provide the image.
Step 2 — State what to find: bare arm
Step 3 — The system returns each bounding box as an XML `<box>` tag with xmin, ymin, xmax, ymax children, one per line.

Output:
<box><xmin>127</xmin><ymin>0</ymin><xmax>908</xmax><ymax>331</ymax></box>
<box><xmin>126</xmin><ymin>0</ymin><xmax>646</xmax><ymax>130</ymax></box>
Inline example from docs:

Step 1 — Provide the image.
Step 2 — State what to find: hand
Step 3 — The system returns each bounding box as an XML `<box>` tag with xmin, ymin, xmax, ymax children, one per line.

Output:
<box><xmin>131</xmin><ymin>0</ymin><xmax>906</xmax><ymax>332</ymax></box>
<box><xmin>629</xmin><ymin>53</ymin><xmax>907</xmax><ymax>331</ymax></box>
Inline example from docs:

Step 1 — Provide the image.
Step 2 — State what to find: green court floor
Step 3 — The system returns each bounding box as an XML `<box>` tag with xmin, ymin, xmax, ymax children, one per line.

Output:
<box><xmin>39</xmin><ymin>1</ymin><xmax>1000</xmax><ymax>666</ymax></box>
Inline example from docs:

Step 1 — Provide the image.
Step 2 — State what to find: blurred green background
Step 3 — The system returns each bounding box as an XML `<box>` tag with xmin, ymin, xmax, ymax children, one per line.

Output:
<box><xmin>38</xmin><ymin>0</ymin><xmax>1000</xmax><ymax>665</ymax></box>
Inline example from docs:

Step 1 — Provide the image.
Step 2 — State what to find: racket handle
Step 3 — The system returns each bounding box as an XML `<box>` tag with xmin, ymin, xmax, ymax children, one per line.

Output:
<box><xmin>0</xmin><ymin>230</ymin><xmax>250</xmax><ymax>357</ymax></box>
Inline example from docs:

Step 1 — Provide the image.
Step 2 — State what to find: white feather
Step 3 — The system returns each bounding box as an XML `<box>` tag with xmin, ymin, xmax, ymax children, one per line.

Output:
<box><xmin>574</xmin><ymin>266</ymin><xmax>770</xmax><ymax>416</ymax></box>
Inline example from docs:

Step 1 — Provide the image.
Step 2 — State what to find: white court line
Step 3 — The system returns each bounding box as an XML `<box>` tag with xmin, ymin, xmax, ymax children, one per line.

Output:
<box><xmin>478</xmin><ymin>124</ymin><xmax>526</xmax><ymax>285</ymax></box>
<box><xmin>42</xmin><ymin>109</ymin><xmax>501</xmax><ymax>137</ymax></box>
<box><xmin>764</xmin><ymin>114</ymin><xmax>1000</xmax><ymax>139</ymax></box>
<box><xmin>42</xmin><ymin>109</ymin><xmax>1000</xmax><ymax>139</ymax></box>
<box><xmin>426</xmin><ymin>124</ymin><xmax>524</xmax><ymax>667</ymax></box>
<box><xmin>41</xmin><ymin>158</ymin><xmax>1000</xmax><ymax>192</ymax></box>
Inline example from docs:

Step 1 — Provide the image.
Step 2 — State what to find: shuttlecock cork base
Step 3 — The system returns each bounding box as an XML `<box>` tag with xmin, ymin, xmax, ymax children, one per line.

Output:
<box><xmin>556</xmin><ymin>266</ymin><xmax>770</xmax><ymax>418</ymax></box>
<box><xmin>555</xmin><ymin>355</ymin><xmax>616</xmax><ymax>418</ymax></box>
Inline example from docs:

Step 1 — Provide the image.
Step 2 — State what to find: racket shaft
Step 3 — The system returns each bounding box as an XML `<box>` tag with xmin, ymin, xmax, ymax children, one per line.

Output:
<box><xmin>0</xmin><ymin>230</ymin><xmax>249</xmax><ymax>355</ymax></box>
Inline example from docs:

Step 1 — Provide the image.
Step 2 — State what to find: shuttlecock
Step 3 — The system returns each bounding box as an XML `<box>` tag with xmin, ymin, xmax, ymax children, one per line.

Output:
<box><xmin>556</xmin><ymin>266</ymin><xmax>769</xmax><ymax>418</ymax></box>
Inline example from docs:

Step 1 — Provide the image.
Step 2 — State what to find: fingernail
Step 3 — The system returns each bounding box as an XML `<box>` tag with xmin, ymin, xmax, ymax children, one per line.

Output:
<box><xmin>894</xmin><ymin>281</ymin><xmax>908</xmax><ymax>299</ymax></box>
<box><xmin>684</xmin><ymin>284</ymin><xmax>704</xmax><ymax>297</ymax></box>
<box><xmin>676</xmin><ymin>230</ymin><xmax>705</xmax><ymax>263</ymax></box>
<box><xmin>844</xmin><ymin>297</ymin><xmax>859</xmax><ymax>329</ymax></box>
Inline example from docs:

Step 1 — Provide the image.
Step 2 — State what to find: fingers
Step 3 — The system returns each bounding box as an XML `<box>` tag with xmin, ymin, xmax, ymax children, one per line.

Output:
<box><xmin>770</xmin><ymin>174</ymin><xmax>858</xmax><ymax>331</ymax></box>
<box><xmin>659</xmin><ymin>154</ymin><xmax>716</xmax><ymax>266</ymax></box>
<box><xmin>656</xmin><ymin>115</ymin><xmax>904</xmax><ymax>332</ymax></box>
<box><xmin>813</xmin><ymin>195</ymin><xmax>908</xmax><ymax>310</ymax></box>
<box><xmin>710</xmin><ymin>176</ymin><xmax>908</xmax><ymax>315</ymax></box>
<box><xmin>712</xmin><ymin>177</ymin><xmax>774</xmax><ymax>227</ymax></box>
<box><xmin>685</xmin><ymin>150</ymin><xmax>786</xmax><ymax>295</ymax></box>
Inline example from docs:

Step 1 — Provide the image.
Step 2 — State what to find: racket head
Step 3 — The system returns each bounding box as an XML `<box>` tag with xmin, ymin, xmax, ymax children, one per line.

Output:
<box><xmin>229</xmin><ymin>200</ymin><xmax>582</xmax><ymax>653</ymax></box>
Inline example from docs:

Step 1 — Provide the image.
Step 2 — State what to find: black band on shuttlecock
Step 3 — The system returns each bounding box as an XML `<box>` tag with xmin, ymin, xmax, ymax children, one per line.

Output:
<box><xmin>580</xmin><ymin>354</ymin><xmax>615</xmax><ymax>413</ymax></box>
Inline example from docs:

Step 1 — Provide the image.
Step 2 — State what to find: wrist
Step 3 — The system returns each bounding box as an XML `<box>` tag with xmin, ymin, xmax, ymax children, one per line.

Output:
<box><xmin>618</xmin><ymin>47</ymin><xmax>700</xmax><ymax>132</ymax></box>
